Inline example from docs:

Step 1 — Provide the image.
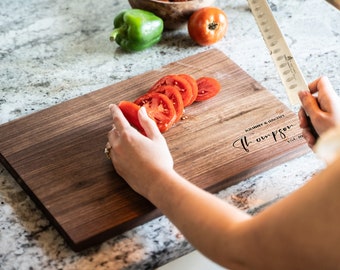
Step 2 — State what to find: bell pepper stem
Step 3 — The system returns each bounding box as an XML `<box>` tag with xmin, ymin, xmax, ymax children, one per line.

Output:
<box><xmin>110</xmin><ymin>9</ymin><xmax>164</xmax><ymax>51</ymax></box>
<box><xmin>110</xmin><ymin>28</ymin><xmax>121</xmax><ymax>42</ymax></box>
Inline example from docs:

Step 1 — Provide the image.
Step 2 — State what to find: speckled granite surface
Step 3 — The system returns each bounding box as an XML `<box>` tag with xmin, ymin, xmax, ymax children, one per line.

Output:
<box><xmin>0</xmin><ymin>0</ymin><xmax>339</xmax><ymax>269</ymax></box>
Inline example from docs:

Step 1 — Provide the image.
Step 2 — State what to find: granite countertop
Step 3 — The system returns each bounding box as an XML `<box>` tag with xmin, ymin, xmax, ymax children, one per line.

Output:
<box><xmin>0</xmin><ymin>0</ymin><xmax>339</xmax><ymax>269</ymax></box>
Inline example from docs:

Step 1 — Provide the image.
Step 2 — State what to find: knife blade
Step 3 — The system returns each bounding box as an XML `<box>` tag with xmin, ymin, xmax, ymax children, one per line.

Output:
<box><xmin>247</xmin><ymin>0</ymin><xmax>308</xmax><ymax>106</ymax></box>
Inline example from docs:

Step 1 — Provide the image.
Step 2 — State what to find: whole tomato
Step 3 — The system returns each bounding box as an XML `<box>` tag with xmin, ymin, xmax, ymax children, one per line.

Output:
<box><xmin>188</xmin><ymin>7</ymin><xmax>228</xmax><ymax>46</ymax></box>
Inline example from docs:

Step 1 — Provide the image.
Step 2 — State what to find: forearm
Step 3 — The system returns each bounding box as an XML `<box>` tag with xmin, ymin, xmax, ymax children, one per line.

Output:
<box><xmin>147</xmin><ymin>169</ymin><xmax>251</xmax><ymax>268</ymax></box>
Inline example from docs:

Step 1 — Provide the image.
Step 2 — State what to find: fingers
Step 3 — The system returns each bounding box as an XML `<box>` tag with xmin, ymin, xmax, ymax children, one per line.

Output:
<box><xmin>108</xmin><ymin>103</ymin><xmax>162</xmax><ymax>142</ymax></box>
<box><xmin>107</xmin><ymin>104</ymin><xmax>128</xmax><ymax>160</ymax></box>
<box><xmin>109</xmin><ymin>104</ymin><xmax>131</xmax><ymax>131</ymax></box>
<box><xmin>308</xmin><ymin>76</ymin><xmax>333</xmax><ymax>96</ymax></box>
<box><xmin>298</xmin><ymin>107</ymin><xmax>309</xmax><ymax>129</ymax></box>
<box><xmin>298</xmin><ymin>76</ymin><xmax>338</xmax><ymax>149</ymax></box>
<box><xmin>298</xmin><ymin>90</ymin><xmax>320</xmax><ymax>119</ymax></box>
<box><xmin>138</xmin><ymin>106</ymin><xmax>162</xmax><ymax>139</ymax></box>
<box><xmin>298</xmin><ymin>107</ymin><xmax>318</xmax><ymax>148</ymax></box>
<box><xmin>308</xmin><ymin>76</ymin><xmax>321</xmax><ymax>94</ymax></box>
<box><xmin>301</xmin><ymin>128</ymin><xmax>317</xmax><ymax>149</ymax></box>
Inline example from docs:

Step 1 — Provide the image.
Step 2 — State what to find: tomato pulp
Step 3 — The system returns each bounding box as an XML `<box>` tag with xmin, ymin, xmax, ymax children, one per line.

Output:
<box><xmin>149</xmin><ymin>85</ymin><xmax>184</xmax><ymax>122</ymax></box>
<box><xmin>196</xmin><ymin>77</ymin><xmax>221</xmax><ymax>101</ymax></box>
<box><xmin>178</xmin><ymin>74</ymin><xmax>198</xmax><ymax>105</ymax></box>
<box><xmin>149</xmin><ymin>75</ymin><xmax>194</xmax><ymax>107</ymax></box>
<box><xmin>134</xmin><ymin>92</ymin><xmax>177</xmax><ymax>133</ymax></box>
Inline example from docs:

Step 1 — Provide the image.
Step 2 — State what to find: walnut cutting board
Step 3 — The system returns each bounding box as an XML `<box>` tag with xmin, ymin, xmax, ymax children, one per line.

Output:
<box><xmin>0</xmin><ymin>49</ymin><xmax>309</xmax><ymax>251</ymax></box>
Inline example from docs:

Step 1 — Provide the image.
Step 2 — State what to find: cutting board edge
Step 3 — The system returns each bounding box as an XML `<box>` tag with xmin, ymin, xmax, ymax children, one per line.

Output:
<box><xmin>0</xmin><ymin>152</ymin><xmax>78</xmax><ymax>248</ymax></box>
<box><xmin>0</xmin><ymin>151</ymin><xmax>159</xmax><ymax>252</ymax></box>
<box><xmin>70</xmin><ymin>208</ymin><xmax>162</xmax><ymax>252</ymax></box>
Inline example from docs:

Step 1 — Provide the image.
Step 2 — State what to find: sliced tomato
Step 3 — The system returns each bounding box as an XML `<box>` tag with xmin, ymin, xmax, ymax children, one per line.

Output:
<box><xmin>195</xmin><ymin>77</ymin><xmax>221</xmax><ymax>101</ymax></box>
<box><xmin>149</xmin><ymin>75</ymin><xmax>193</xmax><ymax>107</ymax></box>
<box><xmin>118</xmin><ymin>101</ymin><xmax>145</xmax><ymax>135</ymax></box>
<box><xmin>149</xmin><ymin>85</ymin><xmax>184</xmax><ymax>122</ymax></box>
<box><xmin>178</xmin><ymin>74</ymin><xmax>198</xmax><ymax>106</ymax></box>
<box><xmin>134</xmin><ymin>92</ymin><xmax>176</xmax><ymax>133</ymax></box>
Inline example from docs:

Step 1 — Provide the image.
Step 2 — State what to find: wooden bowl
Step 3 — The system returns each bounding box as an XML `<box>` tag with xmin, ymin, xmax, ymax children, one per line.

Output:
<box><xmin>128</xmin><ymin>0</ymin><xmax>216</xmax><ymax>30</ymax></box>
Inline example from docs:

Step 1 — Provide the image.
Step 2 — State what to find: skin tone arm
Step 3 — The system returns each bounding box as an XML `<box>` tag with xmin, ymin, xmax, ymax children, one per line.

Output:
<box><xmin>107</xmin><ymin>76</ymin><xmax>340</xmax><ymax>269</ymax></box>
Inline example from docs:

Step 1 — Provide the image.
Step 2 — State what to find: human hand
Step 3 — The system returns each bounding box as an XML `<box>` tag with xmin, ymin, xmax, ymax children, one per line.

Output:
<box><xmin>298</xmin><ymin>76</ymin><xmax>340</xmax><ymax>148</ymax></box>
<box><xmin>107</xmin><ymin>104</ymin><xmax>174</xmax><ymax>198</ymax></box>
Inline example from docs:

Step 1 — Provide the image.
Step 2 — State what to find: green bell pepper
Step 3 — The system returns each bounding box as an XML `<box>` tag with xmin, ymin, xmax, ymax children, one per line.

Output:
<box><xmin>110</xmin><ymin>9</ymin><xmax>164</xmax><ymax>52</ymax></box>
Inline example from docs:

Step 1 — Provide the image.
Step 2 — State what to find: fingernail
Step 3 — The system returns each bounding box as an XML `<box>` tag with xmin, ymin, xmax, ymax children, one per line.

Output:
<box><xmin>110</xmin><ymin>104</ymin><xmax>119</xmax><ymax>113</ymax></box>
<box><xmin>298</xmin><ymin>90</ymin><xmax>308</xmax><ymax>98</ymax></box>
<box><xmin>140</xmin><ymin>106</ymin><xmax>147</xmax><ymax>115</ymax></box>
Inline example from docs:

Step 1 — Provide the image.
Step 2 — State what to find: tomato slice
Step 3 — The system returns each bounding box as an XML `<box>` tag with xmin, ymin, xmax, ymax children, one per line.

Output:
<box><xmin>149</xmin><ymin>75</ymin><xmax>193</xmax><ymax>107</ymax></box>
<box><xmin>178</xmin><ymin>74</ymin><xmax>198</xmax><ymax>106</ymax></box>
<box><xmin>118</xmin><ymin>101</ymin><xmax>145</xmax><ymax>135</ymax></box>
<box><xmin>195</xmin><ymin>77</ymin><xmax>221</xmax><ymax>101</ymax></box>
<box><xmin>134</xmin><ymin>92</ymin><xmax>176</xmax><ymax>133</ymax></box>
<box><xmin>149</xmin><ymin>85</ymin><xmax>184</xmax><ymax>122</ymax></box>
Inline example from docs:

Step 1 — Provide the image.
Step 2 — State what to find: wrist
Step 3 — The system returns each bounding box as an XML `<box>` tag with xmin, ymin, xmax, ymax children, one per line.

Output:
<box><xmin>145</xmin><ymin>168</ymin><xmax>186</xmax><ymax>207</ymax></box>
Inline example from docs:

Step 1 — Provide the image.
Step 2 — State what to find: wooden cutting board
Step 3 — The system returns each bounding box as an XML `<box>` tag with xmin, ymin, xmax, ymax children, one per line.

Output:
<box><xmin>0</xmin><ymin>49</ymin><xmax>309</xmax><ymax>251</ymax></box>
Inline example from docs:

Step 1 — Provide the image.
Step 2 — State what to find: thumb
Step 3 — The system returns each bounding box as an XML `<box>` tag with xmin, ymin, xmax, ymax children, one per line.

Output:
<box><xmin>138</xmin><ymin>107</ymin><xmax>161</xmax><ymax>139</ymax></box>
<box><xmin>298</xmin><ymin>90</ymin><xmax>320</xmax><ymax>118</ymax></box>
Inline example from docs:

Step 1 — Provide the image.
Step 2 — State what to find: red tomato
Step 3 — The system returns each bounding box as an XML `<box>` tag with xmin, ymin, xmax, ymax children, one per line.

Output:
<box><xmin>149</xmin><ymin>75</ymin><xmax>193</xmax><ymax>107</ymax></box>
<box><xmin>134</xmin><ymin>92</ymin><xmax>176</xmax><ymax>133</ymax></box>
<box><xmin>178</xmin><ymin>74</ymin><xmax>198</xmax><ymax>106</ymax></box>
<box><xmin>149</xmin><ymin>85</ymin><xmax>184</xmax><ymax>123</ymax></box>
<box><xmin>188</xmin><ymin>7</ymin><xmax>228</xmax><ymax>46</ymax></box>
<box><xmin>118</xmin><ymin>101</ymin><xmax>145</xmax><ymax>135</ymax></box>
<box><xmin>195</xmin><ymin>77</ymin><xmax>221</xmax><ymax>101</ymax></box>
